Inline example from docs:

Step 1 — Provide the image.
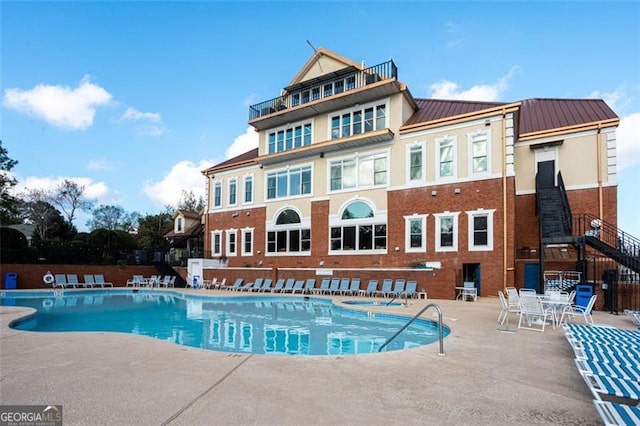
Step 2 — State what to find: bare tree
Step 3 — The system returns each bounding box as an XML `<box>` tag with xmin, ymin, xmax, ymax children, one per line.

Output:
<box><xmin>177</xmin><ymin>189</ymin><xmax>204</xmax><ymax>212</ymax></box>
<box><xmin>20</xmin><ymin>188</ymin><xmax>59</xmax><ymax>240</ymax></box>
<box><xmin>50</xmin><ymin>179</ymin><xmax>94</xmax><ymax>226</ymax></box>
<box><xmin>87</xmin><ymin>204</ymin><xmax>140</xmax><ymax>231</ymax></box>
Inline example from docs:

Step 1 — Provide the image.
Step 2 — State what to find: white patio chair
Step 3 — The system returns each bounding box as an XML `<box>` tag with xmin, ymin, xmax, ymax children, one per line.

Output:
<box><xmin>518</xmin><ymin>294</ymin><xmax>554</xmax><ymax>332</ymax></box>
<box><xmin>498</xmin><ymin>291</ymin><xmax>520</xmax><ymax>325</ymax></box>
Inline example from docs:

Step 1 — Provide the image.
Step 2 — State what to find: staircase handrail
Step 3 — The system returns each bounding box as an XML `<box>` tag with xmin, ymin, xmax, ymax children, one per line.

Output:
<box><xmin>557</xmin><ymin>172</ymin><xmax>573</xmax><ymax>232</ymax></box>
<box><xmin>573</xmin><ymin>213</ymin><xmax>640</xmax><ymax>255</ymax></box>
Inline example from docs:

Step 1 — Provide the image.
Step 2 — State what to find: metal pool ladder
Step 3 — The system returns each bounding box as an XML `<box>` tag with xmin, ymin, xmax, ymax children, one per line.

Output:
<box><xmin>378</xmin><ymin>302</ymin><xmax>445</xmax><ymax>356</ymax></box>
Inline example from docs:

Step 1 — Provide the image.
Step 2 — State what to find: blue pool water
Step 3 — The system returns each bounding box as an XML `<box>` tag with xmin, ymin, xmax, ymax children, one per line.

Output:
<box><xmin>0</xmin><ymin>290</ymin><xmax>448</xmax><ymax>356</ymax></box>
<box><xmin>343</xmin><ymin>300</ymin><xmax>402</xmax><ymax>306</ymax></box>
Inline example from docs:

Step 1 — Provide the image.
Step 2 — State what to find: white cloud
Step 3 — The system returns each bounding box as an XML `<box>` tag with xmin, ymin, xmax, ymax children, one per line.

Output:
<box><xmin>142</xmin><ymin>159</ymin><xmax>215</xmax><ymax>208</ymax></box>
<box><xmin>225</xmin><ymin>127</ymin><xmax>259</xmax><ymax>159</ymax></box>
<box><xmin>13</xmin><ymin>176</ymin><xmax>120</xmax><ymax>205</ymax></box>
<box><xmin>120</xmin><ymin>106</ymin><xmax>165</xmax><ymax>136</ymax></box>
<box><xmin>616</xmin><ymin>112</ymin><xmax>640</xmax><ymax>171</ymax></box>
<box><xmin>2</xmin><ymin>75</ymin><xmax>112</xmax><ymax>130</ymax></box>
<box><xmin>87</xmin><ymin>158</ymin><xmax>113</xmax><ymax>171</ymax></box>
<box><xmin>588</xmin><ymin>89</ymin><xmax>633</xmax><ymax>114</ymax></box>
<box><xmin>428</xmin><ymin>66</ymin><xmax>520</xmax><ymax>101</ymax></box>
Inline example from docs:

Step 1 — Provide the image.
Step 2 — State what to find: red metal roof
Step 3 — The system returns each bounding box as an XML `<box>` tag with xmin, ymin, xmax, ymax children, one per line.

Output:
<box><xmin>203</xmin><ymin>148</ymin><xmax>258</xmax><ymax>174</ymax></box>
<box><xmin>404</xmin><ymin>98</ymin><xmax>507</xmax><ymax>126</ymax></box>
<box><xmin>518</xmin><ymin>98</ymin><xmax>617</xmax><ymax>135</ymax></box>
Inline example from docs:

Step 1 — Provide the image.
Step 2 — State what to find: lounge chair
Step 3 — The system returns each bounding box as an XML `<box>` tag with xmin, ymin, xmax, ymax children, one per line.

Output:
<box><xmin>328</xmin><ymin>278</ymin><xmax>340</xmax><ymax>294</ymax></box>
<box><xmin>575</xmin><ymin>358</ymin><xmax>640</xmax><ymax>382</ymax></box>
<box><xmin>250</xmin><ymin>278</ymin><xmax>264</xmax><ymax>291</ymax></box>
<box><xmin>237</xmin><ymin>280</ymin><xmax>256</xmax><ymax>291</ymax></box>
<box><xmin>54</xmin><ymin>274</ymin><xmax>74</xmax><ymax>289</ymax></box>
<box><xmin>282</xmin><ymin>279</ymin><xmax>296</xmax><ymax>293</ymax></box>
<box><xmin>259</xmin><ymin>279</ymin><xmax>273</xmax><ymax>292</ymax></box>
<box><xmin>214</xmin><ymin>278</ymin><xmax>227</xmax><ymax>290</ymax></box>
<box><xmin>593</xmin><ymin>400</ymin><xmax>640</xmax><ymax>426</ymax></box>
<box><xmin>624</xmin><ymin>309</ymin><xmax>640</xmax><ymax>327</ymax></box>
<box><xmin>347</xmin><ymin>278</ymin><xmax>360</xmax><ymax>296</ymax></box>
<box><xmin>360</xmin><ymin>280</ymin><xmax>378</xmax><ymax>297</ymax></box>
<box><xmin>581</xmin><ymin>373</ymin><xmax>640</xmax><ymax>401</ymax></box>
<box><xmin>375</xmin><ymin>279</ymin><xmax>393</xmax><ymax>297</ymax></box>
<box><xmin>388</xmin><ymin>279</ymin><xmax>405</xmax><ymax>298</ymax></box>
<box><xmin>94</xmin><ymin>274</ymin><xmax>113</xmax><ymax>287</ymax></box>
<box><xmin>314</xmin><ymin>278</ymin><xmax>331</xmax><ymax>294</ymax></box>
<box><xmin>66</xmin><ymin>274</ymin><xmax>82</xmax><ymax>288</ymax></box>
<box><xmin>292</xmin><ymin>280</ymin><xmax>305</xmax><ymax>294</ymax></box>
<box><xmin>126</xmin><ymin>275</ymin><xmax>146</xmax><ymax>287</ymax></box>
<box><xmin>226</xmin><ymin>278</ymin><xmax>244</xmax><ymax>291</ymax></box>
<box><xmin>303</xmin><ymin>279</ymin><xmax>316</xmax><ymax>294</ymax></box>
<box><xmin>338</xmin><ymin>278</ymin><xmax>351</xmax><ymax>295</ymax></box>
<box><xmin>401</xmin><ymin>280</ymin><xmax>417</xmax><ymax>299</ymax></box>
<box><xmin>271</xmin><ymin>279</ymin><xmax>285</xmax><ymax>293</ymax></box>
<box><xmin>83</xmin><ymin>274</ymin><xmax>96</xmax><ymax>288</ymax></box>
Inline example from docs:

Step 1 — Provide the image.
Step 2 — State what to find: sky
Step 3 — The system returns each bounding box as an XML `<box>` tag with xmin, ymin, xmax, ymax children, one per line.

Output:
<box><xmin>1</xmin><ymin>1</ymin><xmax>639</xmax><ymax>236</ymax></box>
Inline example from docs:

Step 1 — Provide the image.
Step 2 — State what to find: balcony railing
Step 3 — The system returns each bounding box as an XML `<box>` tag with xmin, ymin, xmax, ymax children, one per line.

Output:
<box><xmin>249</xmin><ymin>60</ymin><xmax>397</xmax><ymax>121</ymax></box>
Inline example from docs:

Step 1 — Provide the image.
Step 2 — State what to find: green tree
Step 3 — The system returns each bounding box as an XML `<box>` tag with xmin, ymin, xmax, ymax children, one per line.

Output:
<box><xmin>177</xmin><ymin>189</ymin><xmax>205</xmax><ymax>212</ymax></box>
<box><xmin>136</xmin><ymin>210</ymin><xmax>173</xmax><ymax>251</ymax></box>
<box><xmin>0</xmin><ymin>140</ymin><xmax>20</xmax><ymax>224</ymax></box>
<box><xmin>87</xmin><ymin>204</ymin><xmax>140</xmax><ymax>231</ymax></box>
<box><xmin>20</xmin><ymin>188</ymin><xmax>59</xmax><ymax>241</ymax></box>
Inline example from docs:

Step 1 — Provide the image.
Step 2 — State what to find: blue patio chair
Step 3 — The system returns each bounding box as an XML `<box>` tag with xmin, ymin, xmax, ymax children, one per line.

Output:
<box><xmin>303</xmin><ymin>279</ymin><xmax>316</xmax><ymax>294</ymax></box>
<box><xmin>360</xmin><ymin>280</ymin><xmax>378</xmax><ymax>297</ymax></box>
<box><xmin>314</xmin><ymin>278</ymin><xmax>331</xmax><ymax>294</ymax></box>
<box><xmin>338</xmin><ymin>278</ymin><xmax>351</xmax><ymax>295</ymax></box>
<box><xmin>93</xmin><ymin>274</ymin><xmax>113</xmax><ymax>287</ymax></box>
<box><xmin>582</xmin><ymin>373</ymin><xmax>640</xmax><ymax>401</ymax></box>
<box><xmin>401</xmin><ymin>280</ymin><xmax>417</xmax><ymax>299</ymax></box>
<box><xmin>54</xmin><ymin>274</ymin><xmax>74</xmax><ymax>289</ymax></box>
<box><xmin>292</xmin><ymin>280</ymin><xmax>305</xmax><ymax>294</ymax></box>
<box><xmin>575</xmin><ymin>358</ymin><xmax>640</xmax><ymax>382</ymax></box>
<box><xmin>272</xmin><ymin>278</ymin><xmax>285</xmax><ymax>293</ymax></box>
<box><xmin>376</xmin><ymin>279</ymin><xmax>393</xmax><ymax>297</ymax></box>
<box><xmin>258</xmin><ymin>278</ymin><xmax>273</xmax><ymax>292</ymax></box>
<box><xmin>83</xmin><ymin>274</ymin><xmax>96</xmax><ymax>288</ymax></box>
<box><xmin>66</xmin><ymin>274</ymin><xmax>82</xmax><ymax>288</ymax></box>
<box><xmin>347</xmin><ymin>278</ymin><xmax>360</xmax><ymax>296</ymax></box>
<box><xmin>328</xmin><ymin>278</ymin><xmax>340</xmax><ymax>294</ymax></box>
<box><xmin>227</xmin><ymin>278</ymin><xmax>244</xmax><ymax>291</ymax></box>
<box><xmin>282</xmin><ymin>278</ymin><xmax>296</xmax><ymax>293</ymax></box>
<box><xmin>388</xmin><ymin>279</ymin><xmax>405</xmax><ymax>298</ymax></box>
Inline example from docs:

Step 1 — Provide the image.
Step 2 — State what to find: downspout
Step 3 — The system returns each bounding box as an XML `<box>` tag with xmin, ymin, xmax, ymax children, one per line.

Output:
<box><xmin>596</xmin><ymin>123</ymin><xmax>603</xmax><ymax>220</ymax></box>
<box><xmin>502</xmin><ymin>108</ymin><xmax>508</xmax><ymax>289</ymax></box>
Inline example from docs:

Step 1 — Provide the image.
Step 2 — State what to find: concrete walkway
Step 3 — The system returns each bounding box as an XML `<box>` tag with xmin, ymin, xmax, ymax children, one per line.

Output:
<box><xmin>1</xmin><ymin>290</ymin><xmax>636</xmax><ymax>425</ymax></box>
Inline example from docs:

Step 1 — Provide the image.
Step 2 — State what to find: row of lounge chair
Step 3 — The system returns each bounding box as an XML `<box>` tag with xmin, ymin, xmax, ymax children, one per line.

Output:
<box><xmin>564</xmin><ymin>323</ymin><xmax>640</xmax><ymax>425</ymax></box>
<box><xmin>126</xmin><ymin>275</ymin><xmax>176</xmax><ymax>288</ymax></box>
<box><xmin>202</xmin><ymin>277</ymin><xmax>419</xmax><ymax>298</ymax></box>
<box><xmin>51</xmin><ymin>274</ymin><xmax>113</xmax><ymax>289</ymax></box>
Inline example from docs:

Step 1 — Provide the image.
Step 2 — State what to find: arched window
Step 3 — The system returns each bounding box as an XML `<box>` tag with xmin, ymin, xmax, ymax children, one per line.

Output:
<box><xmin>330</xmin><ymin>200</ymin><xmax>386</xmax><ymax>252</ymax></box>
<box><xmin>267</xmin><ymin>209</ymin><xmax>311</xmax><ymax>254</ymax></box>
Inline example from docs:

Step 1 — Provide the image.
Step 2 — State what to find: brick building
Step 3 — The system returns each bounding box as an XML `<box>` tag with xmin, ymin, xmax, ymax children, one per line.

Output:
<box><xmin>200</xmin><ymin>48</ymin><xmax>619</xmax><ymax>299</ymax></box>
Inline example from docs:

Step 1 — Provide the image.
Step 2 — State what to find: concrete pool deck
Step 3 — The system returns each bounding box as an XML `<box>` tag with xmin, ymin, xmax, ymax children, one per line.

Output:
<box><xmin>1</xmin><ymin>289</ymin><xmax>637</xmax><ymax>425</ymax></box>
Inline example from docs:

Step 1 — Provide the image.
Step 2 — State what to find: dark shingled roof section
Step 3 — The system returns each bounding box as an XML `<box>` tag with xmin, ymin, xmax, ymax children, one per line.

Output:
<box><xmin>519</xmin><ymin>98</ymin><xmax>617</xmax><ymax>135</ymax></box>
<box><xmin>208</xmin><ymin>148</ymin><xmax>258</xmax><ymax>172</ymax></box>
<box><xmin>404</xmin><ymin>99</ymin><xmax>507</xmax><ymax>126</ymax></box>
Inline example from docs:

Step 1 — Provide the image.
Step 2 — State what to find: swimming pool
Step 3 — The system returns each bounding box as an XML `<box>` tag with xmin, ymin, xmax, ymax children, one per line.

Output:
<box><xmin>0</xmin><ymin>290</ymin><xmax>448</xmax><ymax>356</ymax></box>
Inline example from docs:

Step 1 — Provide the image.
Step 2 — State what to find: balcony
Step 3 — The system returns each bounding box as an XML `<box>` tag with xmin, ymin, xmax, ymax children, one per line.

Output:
<box><xmin>249</xmin><ymin>60</ymin><xmax>399</xmax><ymax>131</ymax></box>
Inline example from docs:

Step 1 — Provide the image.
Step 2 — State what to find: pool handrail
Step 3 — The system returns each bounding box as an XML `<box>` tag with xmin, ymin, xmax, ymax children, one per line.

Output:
<box><xmin>378</xmin><ymin>302</ymin><xmax>445</xmax><ymax>356</ymax></box>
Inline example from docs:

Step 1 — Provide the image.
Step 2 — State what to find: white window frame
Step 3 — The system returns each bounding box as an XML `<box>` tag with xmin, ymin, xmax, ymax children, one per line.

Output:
<box><xmin>228</xmin><ymin>178</ymin><xmax>238</xmax><ymax>207</ymax></box>
<box><xmin>468</xmin><ymin>129</ymin><xmax>491</xmax><ymax>176</ymax></box>
<box><xmin>241</xmin><ymin>227</ymin><xmax>254</xmax><ymax>256</ymax></box>
<box><xmin>265</xmin><ymin>163</ymin><xmax>313</xmax><ymax>201</ymax></box>
<box><xmin>404</xmin><ymin>214</ymin><xmax>428</xmax><ymax>253</ymax></box>
<box><xmin>213</xmin><ymin>181</ymin><xmax>222</xmax><ymax>209</ymax></box>
<box><xmin>267</xmin><ymin>120</ymin><xmax>313</xmax><ymax>154</ymax></box>
<box><xmin>406</xmin><ymin>141</ymin><xmax>426</xmax><ymax>183</ymax></box>
<box><xmin>211</xmin><ymin>230</ymin><xmax>222</xmax><ymax>256</ymax></box>
<box><xmin>176</xmin><ymin>217</ymin><xmax>183</xmax><ymax>233</ymax></box>
<box><xmin>243</xmin><ymin>174</ymin><xmax>254</xmax><ymax>205</ymax></box>
<box><xmin>435</xmin><ymin>135</ymin><xmax>457</xmax><ymax>181</ymax></box>
<box><xmin>226</xmin><ymin>229</ymin><xmax>238</xmax><ymax>257</ymax></box>
<box><xmin>434</xmin><ymin>212</ymin><xmax>460</xmax><ymax>252</ymax></box>
<box><xmin>265</xmin><ymin>206</ymin><xmax>311</xmax><ymax>256</ymax></box>
<box><xmin>328</xmin><ymin>198</ymin><xmax>387</xmax><ymax>255</ymax></box>
<box><xmin>328</xmin><ymin>150</ymin><xmax>388</xmax><ymax>193</ymax></box>
<box><xmin>327</xmin><ymin>100</ymin><xmax>389</xmax><ymax>140</ymax></box>
<box><xmin>467</xmin><ymin>209</ymin><xmax>495</xmax><ymax>251</ymax></box>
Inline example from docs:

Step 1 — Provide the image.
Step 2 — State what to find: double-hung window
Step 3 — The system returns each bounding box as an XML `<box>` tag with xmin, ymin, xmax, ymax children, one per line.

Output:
<box><xmin>228</xmin><ymin>178</ymin><xmax>237</xmax><ymax>206</ymax></box>
<box><xmin>211</xmin><ymin>230</ymin><xmax>222</xmax><ymax>256</ymax></box>
<box><xmin>226</xmin><ymin>229</ymin><xmax>237</xmax><ymax>257</ymax></box>
<box><xmin>469</xmin><ymin>130</ymin><xmax>491</xmax><ymax>175</ymax></box>
<box><xmin>213</xmin><ymin>182</ymin><xmax>222</xmax><ymax>208</ymax></box>
<box><xmin>268</xmin><ymin>122</ymin><xmax>312</xmax><ymax>154</ymax></box>
<box><xmin>244</xmin><ymin>175</ymin><xmax>253</xmax><ymax>204</ymax></box>
<box><xmin>405</xmin><ymin>215</ymin><xmax>427</xmax><ymax>252</ymax></box>
<box><xmin>407</xmin><ymin>142</ymin><xmax>425</xmax><ymax>182</ymax></box>
<box><xmin>437</xmin><ymin>136</ymin><xmax>457</xmax><ymax>180</ymax></box>
<box><xmin>434</xmin><ymin>212</ymin><xmax>459</xmax><ymax>252</ymax></box>
<box><xmin>242</xmin><ymin>228</ymin><xmax>254</xmax><ymax>256</ymax></box>
<box><xmin>467</xmin><ymin>209</ymin><xmax>495</xmax><ymax>251</ymax></box>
